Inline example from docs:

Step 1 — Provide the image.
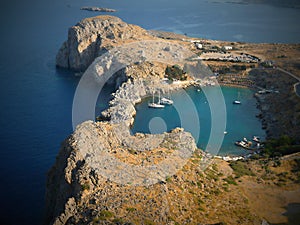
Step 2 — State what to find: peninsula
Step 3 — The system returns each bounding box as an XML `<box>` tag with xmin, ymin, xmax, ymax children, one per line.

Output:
<box><xmin>80</xmin><ymin>7</ymin><xmax>116</xmax><ymax>13</ymax></box>
<box><xmin>47</xmin><ymin>15</ymin><xmax>300</xmax><ymax>225</ymax></box>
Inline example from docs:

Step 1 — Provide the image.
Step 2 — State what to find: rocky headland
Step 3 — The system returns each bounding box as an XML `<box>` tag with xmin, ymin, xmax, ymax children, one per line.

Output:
<box><xmin>48</xmin><ymin>15</ymin><xmax>300</xmax><ymax>225</ymax></box>
<box><xmin>56</xmin><ymin>16</ymin><xmax>149</xmax><ymax>72</ymax></box>
<box><xmin>80</xmin><ymin>7</ymin><xmax>116</xmax><ymax>13</ymax></box>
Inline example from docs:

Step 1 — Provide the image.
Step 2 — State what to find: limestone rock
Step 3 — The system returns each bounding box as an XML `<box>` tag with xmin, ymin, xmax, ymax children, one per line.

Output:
<box><xmin>56</xmin><ymin>15</ymin><xmax>148</xmax><ymax>72</ymax></box>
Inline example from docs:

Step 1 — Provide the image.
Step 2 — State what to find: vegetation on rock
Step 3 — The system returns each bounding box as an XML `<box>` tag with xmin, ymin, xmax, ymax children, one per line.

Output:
<box><xmin>165</xmin><ymin>65</ymin><xmax>187</xmax><ymax>81</ymax></box>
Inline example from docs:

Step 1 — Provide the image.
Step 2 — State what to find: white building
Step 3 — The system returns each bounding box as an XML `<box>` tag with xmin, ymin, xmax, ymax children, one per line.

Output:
<box><xmin>223</xmin><ymin>46</ymin><xmax>233</xmax><ymax>50</ymax></box>
<box><xmin>195</xmin><ymin>43</ymin><xmax>203</xmax><ymax>49</ymax></box>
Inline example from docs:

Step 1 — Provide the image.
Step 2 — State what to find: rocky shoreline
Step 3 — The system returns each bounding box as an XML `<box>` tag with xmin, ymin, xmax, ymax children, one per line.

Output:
<box><xmin>250</xmin><ymin>68</ymin><xmax>300</xmax><ymax>140</ymax></box>
<box><xmin>80</xmin><ymin>7</ymin><xmax>116</xmax><ymax>12</ymax></box>
<box><xmin>47</xmin><ymin>15</ymin><xmax>300</xmax><ymax>225</ymax></box>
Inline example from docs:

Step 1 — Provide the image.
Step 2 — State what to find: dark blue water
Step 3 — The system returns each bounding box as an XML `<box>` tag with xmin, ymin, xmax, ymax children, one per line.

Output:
<box><xmin>0</xmin><ymin>0</ymin><xmax>299</xmax><ymax>224</ymax></box>
<box><xmin>131</xmin><ymin>86</ymin><xmax>265</xmax><ymax>156</ymax></box>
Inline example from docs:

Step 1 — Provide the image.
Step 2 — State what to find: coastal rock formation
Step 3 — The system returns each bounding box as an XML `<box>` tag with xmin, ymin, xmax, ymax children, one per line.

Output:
<box><xmin>250</xmin><ymin>68</ymin><xmax>300</xmax><ymax>139</ymax></box>
<box><xmin>56</xmin><ymin>16</ymin><xmax>149</xmax><ymax>72</ymax></box>
<box><xmin>46</xmin><ymin>120</ymin><xmax>272</xmax><ymax>225</ymax></box>
<box><xmin>49</xmin><ymin>15</ymin><xmax>300</xmax><ymax>225</ymax></box>
<box><xmin>80</xmin><ymin>7</ymin><xmax>116</xmax><ymax>12</ymax></box>
<box><xmin>45</xmin><ymin>121</ymin><xmax>199</xmax><ymax>225</ymax></box>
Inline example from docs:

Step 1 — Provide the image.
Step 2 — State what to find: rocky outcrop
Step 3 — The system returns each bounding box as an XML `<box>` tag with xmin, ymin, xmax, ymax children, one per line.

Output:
<box><xmin>56</xmin><ymin>16</ymin><xmax>149</xmax><ymax>72</ymax></box>
<box><xmin>250</xmin><ymin>68</ymin><xmax>300</xmax><ymax>140</ymax></box>
<box><xmin>47</xmin><ymin>14</ymin><xmax>300</xmax><ymax>225</ymax></box>
<box><xmin>80</xmin><ymin>7</ymin><xmax>116</xmax><ymax>12</ymax></box>
<box><xmin>45</xmin><ymin>119</ymin><xmax>268</xmax><ymax>225</ymax></box>
<box><xmin>45</xmin><ymin>120</ymin><xmax>199</xmax><ymax>224</ymax></box>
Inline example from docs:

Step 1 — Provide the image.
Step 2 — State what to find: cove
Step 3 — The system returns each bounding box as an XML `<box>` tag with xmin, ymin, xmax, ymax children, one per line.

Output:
<box><xmin>131</xmin><ymin>86</ymin><xmax>265</xmax><ymax>156</ymax></box>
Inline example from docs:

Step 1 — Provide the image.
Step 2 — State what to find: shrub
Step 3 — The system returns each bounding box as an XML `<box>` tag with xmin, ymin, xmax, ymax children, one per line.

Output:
<box><xmin>81</xmin><ymin>183</ymin><xmax>90</xmax><ymax>191</ymax></box>
<box><xmin>98</xmin><ymin>210</ymin><xmax>114</xmax><ymax>220</ymax></box>
<box><xmin>144</xmin><ymin>219</ymin><xmax>156</xmax><ymax>225</ymax></box>
<box><xmin>263</xmin><ymin>135</ymin><xmax>300</xmax><ymax>157</ymax></box>
<box><xmin>205</xmin><ymin>169</ymin><xmax>219</xmax><ymax>181</ymax></box>
<box><xmin>165</xmin><ymin>65</ymin><xmax>187</xmax><ymax>81</ymax></box>
<box><xmin>112</xmin><ymin>218</ymin><xmax>124</xmax><ymax>224</ymax></box>
<box><xmin>224</xmin><ymin>176</ymin><xmax>237</xmax><ymax>185</ymax></box>
<box><xmin>232</xmin><ymin>65</ymin><xmax>247</xmax><ymax>71</ymax></box>
<box><xmin>229</xmin><ymin>161</ymin><xmax>254</xmax><ymax>178</ymax></box>
<box><xmin>166</xmin><ymin>176</ymin><xmax>172</xmax><ymax>182</ymax></box>
<box><xmin>126</xmin><ymin>207</ymin><xmax>136</xmax><ymax>212</ymax></box>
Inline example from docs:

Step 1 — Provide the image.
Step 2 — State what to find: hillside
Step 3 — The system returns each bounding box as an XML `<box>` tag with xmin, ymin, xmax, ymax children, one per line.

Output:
<box><xmin>47</xmin><ymin>15</ymin><xmax>300</xmax><ymax>225</ymax></box>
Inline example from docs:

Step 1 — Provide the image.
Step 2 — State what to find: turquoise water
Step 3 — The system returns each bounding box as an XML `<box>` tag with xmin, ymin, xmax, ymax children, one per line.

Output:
<box><xmin>131</xmin><ymin>86</ymin><xmax>265</xmax><ymax>156</ymax></box>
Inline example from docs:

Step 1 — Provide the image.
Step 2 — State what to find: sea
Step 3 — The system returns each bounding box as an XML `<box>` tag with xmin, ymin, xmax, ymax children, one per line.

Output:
<box><xmin>131</xmin><ymin>86</ymin><xmax>265</xmax><ymax>156</ymax></box>
<box><xmin>0</xmin><ymin>0</ymin><xmax>299</xmax><ymax>224</ymax></box>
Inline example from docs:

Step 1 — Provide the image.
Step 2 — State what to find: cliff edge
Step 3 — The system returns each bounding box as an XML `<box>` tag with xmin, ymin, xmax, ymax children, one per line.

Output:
<box><xmin>56</xmin><ymin>15</ymin><xmax>149</xmax><ymax>72</ymax></box>
<box><xmin>48</xmin><ymin>15</ymin><xmax>300</xmax><ymax>225</ymax></box>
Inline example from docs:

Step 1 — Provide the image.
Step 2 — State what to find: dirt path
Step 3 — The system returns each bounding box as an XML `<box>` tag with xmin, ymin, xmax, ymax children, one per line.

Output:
<box><xmin>277</xmin><ymin>67</ymin><xmax>300</xmax><ymax>97</ymax></box>
<box><xmin>238</xmin><ymin>178</ymin><xmax>300</xmax><ymax>225</ymax></box>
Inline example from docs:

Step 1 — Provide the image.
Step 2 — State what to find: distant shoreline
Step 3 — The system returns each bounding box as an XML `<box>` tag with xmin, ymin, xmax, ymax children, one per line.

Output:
<box><xmin>80</xmin><ymin>7</ymin><xmax>116</xmax><ymax>12</ymax></box>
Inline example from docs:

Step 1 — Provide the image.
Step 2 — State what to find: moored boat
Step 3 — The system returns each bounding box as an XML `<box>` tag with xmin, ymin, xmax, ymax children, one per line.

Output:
<box><xmin>160</xmin><ymin>97</ymin><xmax>173</xmax><ymax>105</ymax></box>
<box><xmin>253</xmin><ymin>136</ymin><xmax>261</xmax><ymax>143</ymax></box>
<box><xmin>233</xmin><ymin>91</ymin><xmax>241</xmax><ymax>104</ymax></box>
<box><xmin>233</xmin><ymin>100</ymin><xmax>241</xmax><ymax>104</ymax></box>
<box><xmin>148</xmin><ymin>91</ymin><xmax>165</xmax><ymax>108</ymax></box>
<box><xmin>235</xmin><ymin>140</ymin><xmax>248</xmax><ymax>148</ymax></box>
<box><xmin>148</xmin><ymin>102</ymin><xmax>165</xmax><ymax>108</ymax></box>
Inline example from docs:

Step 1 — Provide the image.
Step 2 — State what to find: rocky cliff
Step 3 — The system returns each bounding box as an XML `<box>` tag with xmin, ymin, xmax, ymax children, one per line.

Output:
<box><xmin>45</xmin><ymin>121</ymin><xmax>208</xmax><ymax>225</ymax></box>
<box><xmin>250</xmin><ymin>68</ymin><xmax>300</xmax><ymax>140</ymax></box>
<box><xmin>56</xmin><ymin>16</ymin><xmax>149</xmax><ymax>72</ymax></box>
<box><xmin>48</xmin><ymin>15</ymin><xmax>300</xmax><ymax>225</ymax></box>
<box><xmin>45</xmin><ymin>120</ymin><xmax>269</xmax><ymax>225</ymax></box>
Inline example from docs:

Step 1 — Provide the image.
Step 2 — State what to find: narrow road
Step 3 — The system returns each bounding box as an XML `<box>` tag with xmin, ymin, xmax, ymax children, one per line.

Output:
<box><xmin>276</xmin><ymin>67</ymin><xmax>300</xmax><ymax>97</ymax></box>
<box><xmin>277</xmin><ymin>67</ymin><xmax>300</xmax><ymax>81</ymax></box>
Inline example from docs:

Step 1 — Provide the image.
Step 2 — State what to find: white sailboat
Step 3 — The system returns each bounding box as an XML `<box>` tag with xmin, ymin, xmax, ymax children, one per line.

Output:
<box><xmin>161</xmin><ymin>97</ymin><xmax>173</xmax><ymax>105</ymax></box>
<box><xmin>233</xmin><ymin>91</ymin><xmax>241</xmax><ymax>104</ymax></box>
<box><xmin>160</xmin><ymin>88</ymin><xmax>173</xmax><ymax>105</ymax></box>
<box><xmin>148</xmin><ymin>91</ymin><xmax>165</xmax><ymax>108</ymax></box>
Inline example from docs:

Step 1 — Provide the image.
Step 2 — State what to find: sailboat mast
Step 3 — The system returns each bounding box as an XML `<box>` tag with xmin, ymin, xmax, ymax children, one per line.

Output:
<box><xmin>158</xmin><ymin>91</ymin><xmax>161</xmax><ymax>104</ymax></box>
<box><xmin>152</xmin><ymin>91</ymin><xmax>154</xmax><ymax>103</ymax></box>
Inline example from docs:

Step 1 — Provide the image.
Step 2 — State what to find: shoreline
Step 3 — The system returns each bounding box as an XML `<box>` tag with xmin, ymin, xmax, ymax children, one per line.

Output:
<box><xmin>46</xmin><ymin>15</ymin><xmax>300</xmax><ymax>225</ymax></box>
<box><xmin>219</xmin><ymin>83</ymin><xmax>255</xmax><ymax>90</ymax></box>
<box><xmin>102</xmin><ymin>76</ymin><xmax>263</xmax><ymax>160</ymax></box>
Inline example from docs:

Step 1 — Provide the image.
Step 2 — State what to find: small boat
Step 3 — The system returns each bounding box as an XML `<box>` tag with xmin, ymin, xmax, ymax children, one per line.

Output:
<box><xmin>224</xmin><ymin>131</ymin><xmax>228</xmax><ymax>134</ymax></box>
<box><xmin>148</xmin><ymin>102</ymin><xmax>165</xmax><ymax>108</ymax></box>
<box><xmin>197</xmin><ymin>89</ymin><xmax>201</xmax><ymax>92</ymax></box>
<box><xmin>160</xmin><ymin>97</ymin><xmax>173</xmax><ymax>105</ymax></box>
<box><xmin>235</xmin><ymin>139</ymin><xmax>260</xmax><ymax>151</ymax></box>
<box><xmin>161</xmin><ymin>88</ymin><xmax>174</xmax><ymax>105</ymax></box>
<box><xmin>253</xmin><ymin>136</ymin><xmax>260</xmax><ymax>143</ymax></box>
<box><xmin>148</xmin><ymin>91</ymin><xmax>165</xmax><ymax>109</ymax></box>
<box><xmin>233</xmin><ymin>100</ymin><xmax>241</xmax><ymax>104</ymax></box>
<box><xmin>233</xmin><ymin>91</ymin><xmax>241</xmax><ymax>104</ymax></box>
<box><xmin>235</xmin><ymin>140</ymin><xmax>248</xmax><ymax>148</ymax></box>
<box><xmin>243</xmin><ymin>137</ymin><xmax>248</xmax><ymax>142</ymax></box>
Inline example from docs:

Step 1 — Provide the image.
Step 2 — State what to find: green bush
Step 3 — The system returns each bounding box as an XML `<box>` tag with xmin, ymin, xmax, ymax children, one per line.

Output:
<box><xmin>81</xmin><ymin>183</ymin><xmax>90</xmax><ymax>191</ymax></box>
<box><xmin>165</xmin><ymin>65</ymin><xmax>187</xmax><ymax>81</ymax></box>
<box><xmin>205</xmin><ymin>170</ymin><xmax>219</xmax><ymax>181</ymax></box>
<box><xmin>98</xmin><ymin>210</ymin><xmax>114</xmax><ymax>220</ymax></box>
<box><xmin>229</xmin><ymin>161</ymin><xmax>254</xmax><ymax>178</ymax></box>
<box><xmin>144</xmin><ymin>219</ymin><xmax>156</xmax><ymax>225</ymax></box>
<box><xmin>232</xmin><ymin>65</ymin><xmax>247</xmax><ymax>71</ymax></box>
<box><xmin>224</xmin><ymin>176</ymin><xmax>237</xmax><ymax>185</ymax></box>
<box><xmin>112</xmin><ymin>218</ymin><xmax>125</xmax><ymax>224</ymax></box>
<box><xmin>126</xmin><ymin>207</ymin><xmax>136</xmax><ymax>212</ymax></box>
<box><xmin>263</xmin><ymin>135</ymin><xmax>300</xmax><ymax>157</ymax></box>
<box><xmin>166</xmin><ymin>176</ymin><xmax>172</xmax><ymax>182</ymax></box>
